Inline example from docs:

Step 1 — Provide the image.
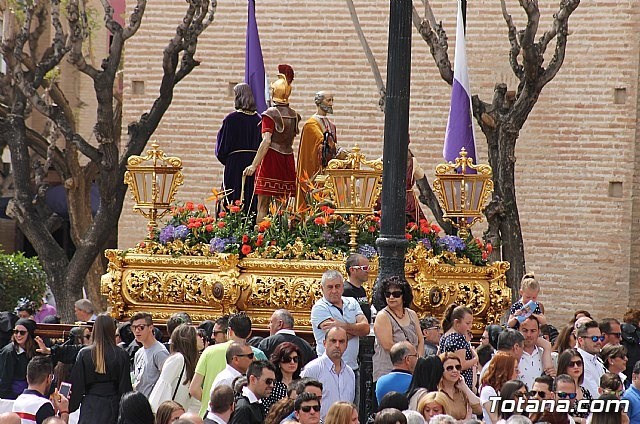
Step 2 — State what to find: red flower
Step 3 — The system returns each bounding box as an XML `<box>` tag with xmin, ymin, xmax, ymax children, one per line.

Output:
<box><xmin>314</xmin><ymin>217</ymin><xmax>326</xmax><ymax>226</ymax></box>
<box><xmin>270</xmin><ymin>240</ymin><xmax>277</xmax><ymax>246</ymax></box>
<box><xmin>197</xmin><ymin>204</ymin><xmax>205</xmax><ymax>211</ymax></box>
<box><xmin>205</xmin><ymin>224</ymin><xmax>214</xmax><ymax>232</ymax></box>
<box><xmin>185</xmin><ymin>202</ymin><xmax>194</xmax><ymax>211</ymax></box>
<box><xmin>431</xmin><ymin>224</ymin><xmax>441</xmax><ymax>233</ymax></box>
<box><xmin>405</xmin><ymin>233</ymin><xmax>413</xmax><ymax>240</ymax></box>
<box><xmin>242</xmin><ymin>235</ymin><xmax>249</xmax><ymax>244</ymax></box>
<box><xmin>368</xmin><ymin>226</ymin><xmax>376</xmax><ymax>233</ymax></box>
<box><xmin>139</xmin><ymin>242</ymin><xmax>146</xmax><ymax>248</ymax></box>
<box><xmin>217</xmin><ymin>221</ymin><xmax>225</xmax><ymax>228</ymax></box>
<box><xmin>320</xmin><ymin>205</ymin><xmax>328</xmax><ymax>212</ymax></box>
<box><xmin>486</xmin><ymin>243</ymin><xmax>493</xmax><ymax>254</ymax></box>
<box><xmin>241</xmin><ymin>244</ymin><xmax>252</xmax><ymax>255</ymax></box>
<box><xmin>218</xmin><ymin>211</ymin><xmax>226</xmax><ymax>218</ymax></box>
<box><xmin>229</xmin><ymin>205</ymin><xmax>241</xmax><ymax>213</ymax></box>
<box><xmin>325</xmin><ymin>207</ymin><xmax>335</xmax><ymax>215</ymax></box>
<box><xmin>234</xmin><ymin>200</ymin><xmax>242</xmax><ymax>206</ymax></box>
<box><xmin>373</xmin><ymin>216</ymin><xmax>381</xmax><ymax>222</ymax></box>
<box><xmin>482</xmin><ymin>251</ymin><xmax>488</xmax><ymax>260</ymax></box>
<box><xmin>256</xmin><ymin>239</ymin><xmax>263</xmax><ymax>247</ymax></box>
<box><xmin>193</xmin><ymin>221</ymin><xmax>202</xmax><ymax>228</ymax></box>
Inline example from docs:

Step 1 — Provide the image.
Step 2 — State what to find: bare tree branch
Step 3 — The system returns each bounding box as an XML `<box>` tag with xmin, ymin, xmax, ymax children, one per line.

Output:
<box><xmin>500</xmin><ymin>0</ymin><xmax>524</xmax><ymax>80</ymax></box>
<box><xmin>98</xmin><ymin>0</ymin><xmax>123</xmax><ymax>35</ymax></box>
<box><xmin>67</xmin><ymin>0</ymin><xmax>101</xmax><ymax>79</ymax></box>
<box><xmin>28</xmin><ymin>3</ymin><xmax>48</xmax><ymax>62</ymax></box>
<box><xmin>122</xmin><ymin>0</ymin><xmax>147</xmax><ymax>40</ymax></box>
<box><xmin>34</xmin><ymin>0</ymin><xmax>71</xmax><ymax>88</ymax></box>
<box><xmin>412</xmin><ymin>6</ymin><xmax>453</xmax><ymax>86</ymax></box>
<box><xmin>539</xmin><ymin>0</ymin><xmax>581</xmax><ymax>86</ymax></box>
<box><xmin>518</xmin><ymin>0</ymin><xmax>542</xmax><ymax>83</ymax></box>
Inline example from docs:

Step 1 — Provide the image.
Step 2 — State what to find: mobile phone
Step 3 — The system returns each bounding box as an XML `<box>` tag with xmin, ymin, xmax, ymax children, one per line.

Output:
<box><xmin>59</xmin><ymin>382</ymin><xmax>72</xmax><ymax>398</ymax></box>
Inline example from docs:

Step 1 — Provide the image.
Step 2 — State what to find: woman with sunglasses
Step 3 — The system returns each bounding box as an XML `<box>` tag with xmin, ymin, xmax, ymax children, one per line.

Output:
<box><xmin>262</xmin><ymin>342</ymin><xmax>305</xmax><ymax>414</ymax></box>
<box><xmin>69</xmin><ymin>314</ymin><xmax>133</xmax><ymax>423</ymax></box>
<box><xmin>495</xmin><ymin>380</ymin><xmax>528</xmax><ymax>423</ymax></box>
<box><xmin>373</xmin><ymin>276</ymin><xmax>424</xmax><ymax>385</ymax></box>
<box><xmin>557</xmin><ymin>349</ymin><xmax>592</xmax><ymax>423</ymax></box>
<box><xmin>439</xmin><ymin>304</ymin><xmax>478</xmax><ymax>391</ymax></box>
<box><xmin>438</xmin><ymin>352</ymin><xmax>482</xmax><ymax>420</ymax></box>
<box><xmin>0</xmin><ymin>318</ymin><xmax>38</xmax><ymax>399</ymax></box>
<box><xmin>149</xmin><ymin>324</ymin><xmax>199</xmax><ymax>413</ymax></box>
<box><xmin>600</xmin><ymin>345</ymin><xmax>629</xmax><ymax>389</ymax></box>
<box><xmin>480</xmin><ymin>351</ymin><xmax>519</xmax><ymax>424</ymax></box>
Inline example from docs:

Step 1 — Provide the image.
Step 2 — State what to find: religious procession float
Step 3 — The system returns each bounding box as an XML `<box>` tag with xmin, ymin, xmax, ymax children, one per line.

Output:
<box><xmin>101</xmin><ymin>140</ymin><xmax>511</xmax><ymax>335</ymax></box>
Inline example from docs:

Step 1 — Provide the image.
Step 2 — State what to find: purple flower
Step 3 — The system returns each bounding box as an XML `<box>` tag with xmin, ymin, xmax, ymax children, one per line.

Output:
<box><xmin>209</xmin><ymin>237</ymin><xmax>226</xmax><ymax>253</ymax></box>
<box><xmin>418</xmin><ymin>238</ymin><xmax>432</xmax><ymax>249</ymax></box>
<box><xmin>358</xmin><ymin>244</ymin><xmax>378</xmax><ymax>258</ymax></box>
<box><xmin>173</xmin><ymin>225</ymin><xmax>189</xmax><ymax>240</ymax></box>
<box><xmin>159</xmin><ymin>225</ymin><xmax>175</xmax><ymax>244</ymax></box>
<box><xmin>438</xmin><ymin>235</ymin><xmax>465</xmax><ymax>252</ymax></box>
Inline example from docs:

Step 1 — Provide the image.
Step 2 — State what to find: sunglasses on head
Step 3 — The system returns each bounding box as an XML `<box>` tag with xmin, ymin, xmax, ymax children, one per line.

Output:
<box><xmin>12</xmin><ymin>330</ymin><xmax>27</xmax><ymax>336</ymax></box>
<box><xmin>556</xmin><ymin>392</ymin><xmax>577</xmax><ymax>400</ymax></box>
<box><xmin>300</xmin><ymin>404</ymin><xmax>321</xmax><ymax>413</ymax></box>
<box><xmin>568</xmin><ymin>360</ymin><xmax>583</xmax><ymax>367</ymax></box>
<box><xmin>584</xmin><ymin>335</ymin><xmax>606</xmax><ymax>342</ymax></box>
<box><xmin>603</xmin><ymin>389</ymin><xmax>624</xmax><ymax>397</ymax></box>
<box><xmin>282</xmin><ymin>356</ymin><xmax>299</xmax><ymax>364</ymax></box>
<box><xmin>445</xmin><ymin>364</ymin><xmax>462</xmax><ymax>372</ymax></box>
<box><xmin>385</xmin><ymin>290</ymin><xmax>403</xmax><ymax>299</ymax></box>
<box><xmin>529</xmin><ymin>390</ymin><xmax>547</xmax><ymax>398</ymax></box>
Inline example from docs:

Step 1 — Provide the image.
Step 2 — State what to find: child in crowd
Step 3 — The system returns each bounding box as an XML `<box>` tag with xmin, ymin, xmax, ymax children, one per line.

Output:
<box><xmin>507</xmin><ymin>272</ymin><xmax>547</xmax><ymax>329</ymax></box>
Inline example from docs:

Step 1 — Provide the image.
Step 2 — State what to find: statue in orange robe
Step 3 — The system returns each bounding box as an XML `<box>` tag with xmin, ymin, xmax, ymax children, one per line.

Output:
<box><xmin>295</xmin><ymin>91</ymin><xmax>346</xmax><ymax>210</ymax></box>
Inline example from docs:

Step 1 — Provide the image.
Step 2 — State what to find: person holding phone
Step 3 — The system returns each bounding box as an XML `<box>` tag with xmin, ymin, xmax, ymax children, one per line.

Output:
<box><xmin>69</xmin><ymin>314</ymin><xmax>132</xmax><ymax>423</ymax></box>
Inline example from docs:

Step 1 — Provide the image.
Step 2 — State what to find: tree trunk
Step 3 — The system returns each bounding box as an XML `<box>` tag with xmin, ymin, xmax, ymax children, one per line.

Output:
<box><xmin>86</xmin><ymin>257</ymin><xmax>108</xmax><ymax>312</ymax></box>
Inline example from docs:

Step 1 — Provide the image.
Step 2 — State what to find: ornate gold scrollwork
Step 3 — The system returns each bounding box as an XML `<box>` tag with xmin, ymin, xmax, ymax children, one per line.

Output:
<box><xmin>102</xmin><ymin>249</ymin><xmax>511</xmax><ymax>335</ymax></box>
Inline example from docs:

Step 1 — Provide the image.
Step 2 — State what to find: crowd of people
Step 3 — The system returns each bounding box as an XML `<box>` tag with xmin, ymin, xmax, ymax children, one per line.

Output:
<box><xmin>1</xmin><ymin>256</ymin><xmax>639</xmax><ymax>424</ymax></box>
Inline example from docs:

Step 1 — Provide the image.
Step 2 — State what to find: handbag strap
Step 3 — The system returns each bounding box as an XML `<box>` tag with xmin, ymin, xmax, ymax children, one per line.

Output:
<box><xmin>172</xmin><ymin>363</ymin><xmax>186</xmax><ymax>401</ymax></box>
<box><xmin>384</xmin><ymin>307</ymin><xmax>410</xmax><ymax>341</ymax></box>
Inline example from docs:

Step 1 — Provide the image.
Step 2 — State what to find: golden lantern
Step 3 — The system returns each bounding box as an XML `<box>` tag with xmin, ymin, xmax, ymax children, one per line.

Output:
<box><xmin>432</xmin><ymin>148</ymin><xmax>493</xmax><ymax>239</ymax></box>
<box><xmin>124</xmin><ymin>142</ymin><xmax>184</xmax><ymax>239</ymax></box>
<box><xmin>323</xmin><ymin>145</ymin><xmax>383</xmax><ymax>252</ymax></box>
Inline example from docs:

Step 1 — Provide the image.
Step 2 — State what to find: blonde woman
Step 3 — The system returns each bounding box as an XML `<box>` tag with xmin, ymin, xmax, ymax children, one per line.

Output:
<box><xmin>324</xmin><ymin>401</ymin><xmax>359</xmax><ymax>424</ymax></box>
<box><xmin>69</xmin><ymin>314</ymin><xmax>133</xmax><ymax>423</ymax></box>
<box><xmin>417</xmin><ymin>391</ymin><xmax>452</xmax><ymax>422</ymax></box>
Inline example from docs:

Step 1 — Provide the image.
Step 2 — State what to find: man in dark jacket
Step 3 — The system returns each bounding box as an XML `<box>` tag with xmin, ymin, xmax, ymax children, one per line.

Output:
<box><xmin>258</xmin><ymin>309</ymin><xmax>316</xmax><ymax>364</ymax></box>
<box><xmin>228</xmin><ymin>360</ymin><xmax>275</xmax><ymax>424</ymax></box>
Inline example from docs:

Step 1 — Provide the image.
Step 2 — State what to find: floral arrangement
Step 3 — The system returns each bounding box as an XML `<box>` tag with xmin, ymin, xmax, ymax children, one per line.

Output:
<box><xmin>133</xmin><ymin>196</ymin><xmax>492</xmax><ymax>266</ymax></box>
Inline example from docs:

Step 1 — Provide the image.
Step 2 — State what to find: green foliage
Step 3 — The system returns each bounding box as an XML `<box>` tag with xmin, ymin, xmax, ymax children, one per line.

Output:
<box><xmin>0</xmin><ymin>251</ymin><xmax>47</xmax><ymax>312</ymax></box>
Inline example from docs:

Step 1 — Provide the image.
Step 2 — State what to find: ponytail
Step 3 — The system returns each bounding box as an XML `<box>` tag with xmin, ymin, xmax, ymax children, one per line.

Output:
<box><xmin>441</xmin><ymin>304</ymin><xmax>473</xmax><ymax>333</ymax></box>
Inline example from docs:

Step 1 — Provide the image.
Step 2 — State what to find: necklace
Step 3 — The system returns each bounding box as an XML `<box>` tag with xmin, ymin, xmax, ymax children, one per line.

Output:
<box><xmin>388</xmin><ymin>307</ymin><xmax>405</xmax><ymax>319</ymax></box>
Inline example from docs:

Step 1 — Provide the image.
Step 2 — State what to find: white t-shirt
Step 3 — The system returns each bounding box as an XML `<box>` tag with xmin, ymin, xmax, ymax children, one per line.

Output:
<box><xmin>480</xmin><ymin>385</ymin><xmax>497</xmax><ymax>424</ymax></box>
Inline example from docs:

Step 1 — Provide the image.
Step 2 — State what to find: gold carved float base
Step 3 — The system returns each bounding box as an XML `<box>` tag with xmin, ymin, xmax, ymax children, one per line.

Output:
<box><xmin>101</xmin><ymin>248</ymin><xmax>511</xmax><ymax>335</ymax></box>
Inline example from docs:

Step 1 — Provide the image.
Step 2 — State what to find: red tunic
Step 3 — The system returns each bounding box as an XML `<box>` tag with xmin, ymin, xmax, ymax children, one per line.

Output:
<box><xmin>254</xmin><ymin>115</ymin><xmax>296</xmax><ymax>197</ymax></box>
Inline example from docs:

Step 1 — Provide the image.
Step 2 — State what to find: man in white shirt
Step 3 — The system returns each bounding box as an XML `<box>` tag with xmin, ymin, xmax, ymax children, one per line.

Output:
<box><xmin>204</xmin><ymin>385</ymin><xmax>235</xmax><ymax>424</ymax></box>
<box><xmin>518</xmin><ymin>316</ymin><xmax>555</xmax><ymax>389</ymax></box>
<box><xmin>301</xmin><ymin>326</ymin><xmax>355</xmax><ymax>420</ymax></box>
<box><xmin>211</xmin><ymin>342</ymin><xmax>254</xmax><ymax>392</ymax></box>
<box><xmin>576</xmin><ymin>320</ymin><xmax>606</xmax><ymax>398</ymax></box>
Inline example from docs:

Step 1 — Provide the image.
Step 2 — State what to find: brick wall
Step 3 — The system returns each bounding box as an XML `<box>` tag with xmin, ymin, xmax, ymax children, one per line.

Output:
<box><xmin>119</xmin><ymin>0</ymin><xmax>640</xmax><ymax>325</ymax></box>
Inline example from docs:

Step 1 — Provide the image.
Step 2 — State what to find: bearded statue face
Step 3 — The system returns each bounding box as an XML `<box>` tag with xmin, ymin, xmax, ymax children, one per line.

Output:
<box><xmin>315</xmin><ymin>91</ymin><xmax>334</xmax><ymax>115</ymax></box>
